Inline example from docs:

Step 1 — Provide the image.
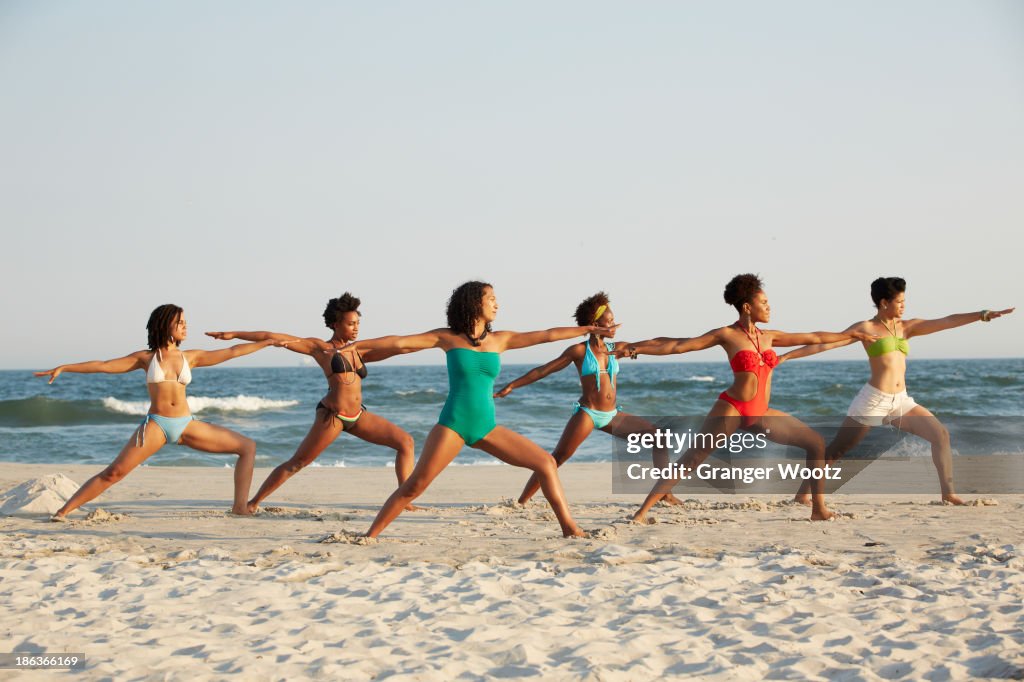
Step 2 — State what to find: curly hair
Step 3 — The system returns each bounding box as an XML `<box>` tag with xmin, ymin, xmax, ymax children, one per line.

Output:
<box><xmin>575</xmin><ymin>292</ymin><xmax>610</xmax><ymax>326</ymax></box>
<box><xmin>147</xmin><ymin>304</ymin><xmax>184</xmax><ymax>351</ymax></box>
<box><xmin>870</xmin><ymin>277</ymin><xmax>906</xmax><ymax>307</ymax></box>
<box><xmin>323</xmin><ymin>292</ymin><xmax>362</xmax><ymax>328</ymax></box>
<box><xmin>723</xmin><ymin>274</ymin><xmax>763</xmax><ymax>313</ymax></box>
<box><xmin>446</xmin><ymin>281</ymin><xmax>493</xmax><ymax>338</ymax></box>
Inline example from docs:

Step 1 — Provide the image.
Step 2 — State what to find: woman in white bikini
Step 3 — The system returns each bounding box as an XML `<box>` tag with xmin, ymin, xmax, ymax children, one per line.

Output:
<box><xmin>36</xmin><ymin>304</ymin><xmax>281</xmax><ymax>519</ymax></box>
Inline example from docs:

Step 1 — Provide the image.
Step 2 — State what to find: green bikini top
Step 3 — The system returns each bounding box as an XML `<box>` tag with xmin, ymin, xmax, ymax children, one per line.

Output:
<box><xmin>866</xmin><ymin>331</ymin><xmax>909</xmax><ymax>357</ymax></box>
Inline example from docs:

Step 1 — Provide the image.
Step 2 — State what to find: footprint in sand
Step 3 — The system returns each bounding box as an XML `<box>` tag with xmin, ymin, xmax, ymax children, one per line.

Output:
<box><xmin>318</xmin><ymin>530</ymin><xmax>378</xmax><ymax>546</ymax></box>
<box><xmin>84</xmin><ymin>508</ymin><xmax>127</xmax><ymax>524</ymax></box>
<box><xmin>590</xmin><ymin>526</ymin><xmax>618</xmax><ymax>539</ymax></box>
<box><xmin>623</xmin><ymin>515</ymin><xmax>659</xmax><ymax>526</ymax></box>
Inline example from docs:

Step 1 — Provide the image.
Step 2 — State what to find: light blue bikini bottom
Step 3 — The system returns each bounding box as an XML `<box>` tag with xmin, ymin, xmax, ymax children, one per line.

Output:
<box><xmin>573</xmin><ymin>402</ymin><xmax>619</xmax><ymax>430</ymax></box>
<box><xmin>137</xmin><ymin>414</ymin><xmax>194</xmax><ymax>446</ymax></box>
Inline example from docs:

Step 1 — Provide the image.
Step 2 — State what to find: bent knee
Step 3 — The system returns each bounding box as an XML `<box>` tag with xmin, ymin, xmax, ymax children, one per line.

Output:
<box><xmin>805</xmin><ymin>433</ymin><xmax>826</xmax><ymax>455</ymax></box>
<box><xmin>532</xmin><ymin>458</ymin><xmax>558</xmax><ymax>477</ymax></box>
<box><xmin>398</xmin><ymin>433</ymin><xmax>415</xmax><ymax>453</ymax></box>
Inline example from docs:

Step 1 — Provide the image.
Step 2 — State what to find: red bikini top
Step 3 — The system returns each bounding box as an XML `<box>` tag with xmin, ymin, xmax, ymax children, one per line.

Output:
<box><xmin>729</xmin><ymin>323</ymin><xmax>779</xmax><ymax>372</ymax></box>
<box><xmin>729</xmin><ymin>348</ymin><xmax>779</xmax><ymax>372</ymax></box>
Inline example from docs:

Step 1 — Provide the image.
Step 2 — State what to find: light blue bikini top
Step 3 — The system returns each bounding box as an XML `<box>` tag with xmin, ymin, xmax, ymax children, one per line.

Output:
<box><xmin>581</xmin><ymin>340</ymin><xmax>619</xmax><ymax>390</ymax></box>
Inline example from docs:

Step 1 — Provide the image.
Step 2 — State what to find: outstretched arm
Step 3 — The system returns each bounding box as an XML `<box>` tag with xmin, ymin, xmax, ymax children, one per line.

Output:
<box><xmin>495</xmin><ymin>348</ymin><xmax>575</xmax><ymax>398</ymax></box>
<box><xmin>189</xmin><ymin>339</ymin><xmax>282</xmax><ymax>368</ymax></box>
<box><xmin>497</xmin><ymin>325</ymin><xmax>617</xmax><ymax>352</ymax></box>
<box><xmin>778</xmin><ymin>338</ymin><xmax>857</xmax><ymax>363</ymax></box>
<box><xmin>769</xmin><ymin>328</ymin><xmax>876</xmax><ymax>348</ymax></box>
<box><xmin>206</xmin><ymin>330</ymin><xmax>319</xmax><ymax>356</ymax></box>
<box><xmin>34</xmin><ymin>351</ymin><xmax>149</xmax><ymax>384</ymax></box>
<box><xmin>904</xmin><ymin>307</ymin><xmax>1014</xmax><ymax>338</ymax></box>
<box><xmin>360</xmin><ymin>347</ymin><xmax>422</xmax><ymax>363</ymax></box>
<box><xmin>625</xmin><ymin>329</ymin><xmax>722</xmax><ymax>357</ymax></box>
<box><xmin>352</xmin><ymin>329</ymin><xmax>445</xmax><ymax>355</ymax></box>
<box><xmin>777</xmin><ymin>322</ymin><xmax>863</xmax><ymax>363</ymax></box>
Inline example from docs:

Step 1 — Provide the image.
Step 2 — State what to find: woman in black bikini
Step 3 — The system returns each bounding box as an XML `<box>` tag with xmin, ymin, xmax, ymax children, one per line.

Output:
<box><xmin>207</xmin><ymin>293</ymin><xmax>419</xmax><ymax>513</ymax></box>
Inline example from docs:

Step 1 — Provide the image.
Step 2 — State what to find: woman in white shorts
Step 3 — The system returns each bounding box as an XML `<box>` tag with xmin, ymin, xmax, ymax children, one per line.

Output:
<box><xmin>782</xmin><ymin>277</ymin><xmax>1012</xmax><ymax>505</ymax></box>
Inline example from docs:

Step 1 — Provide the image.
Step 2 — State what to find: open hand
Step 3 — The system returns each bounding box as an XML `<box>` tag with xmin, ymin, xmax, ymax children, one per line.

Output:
<box><xmin>494</xmin><ymin>384</ymin><xmax>514</xmax><ymax>398</ymax></box>
<box><xmin>206</xmin><ymin>331</ymin><xmax>237</xmax><ymax>340</ymax></box>
<box><xmin>985</xmin><ymin>307</ymin><xmax>1015</xmax><ymax>321</ymax></box>
<box><xmin>589</xmin><ymin>323</ymin><xmax>622</xmax><ymax>337</ymax></box>
<box><xmin>614</xmin><ymin>345</ymin><xmax>639</xmax><ymax>360</ymax></box>
<box><xmin>34</xmin><ymin>367</ymin><xmax>63</xmax><ymax>384</ymax></box>
<box><xmin>850</xmin><ymin>331</ymin><xmax>879</xmax><ymax>343</ymax></box>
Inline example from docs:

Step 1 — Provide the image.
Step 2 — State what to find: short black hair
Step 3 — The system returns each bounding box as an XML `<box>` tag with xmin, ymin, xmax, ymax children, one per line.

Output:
<box><xmin>870</xmin><ymin>277</ymin><xmax>906</xmax><ymax>307</ymax></box>
<box><xmin>147</xmin><ymin>304</ymin><xmax>183</xmax><ymax>350</ymax></box>
<box><xmin>323</xmin><ymin>293</ymin><xmax>361</xmax><ymax>328</ymax></box>
<box><xmin>723</xmin><ymin>274</ymin><xmax>763</xmax><ymax>313</ymax></box>
<box><xmin>446</xmin><ymin>281</ymin><xmax>493</xmax><ymax>337</ymax></box>
<box><xmin>575</xmin><ymin>292</ymin><xmax>610</xmax><ymax>326</ymax></box>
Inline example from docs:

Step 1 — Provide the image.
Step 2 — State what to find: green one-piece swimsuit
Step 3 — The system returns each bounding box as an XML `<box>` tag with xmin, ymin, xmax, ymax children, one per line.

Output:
<box><xmin>438</xmin><ymin>348</ymin><xmax>501</xmax><ymax>445</ymax></box>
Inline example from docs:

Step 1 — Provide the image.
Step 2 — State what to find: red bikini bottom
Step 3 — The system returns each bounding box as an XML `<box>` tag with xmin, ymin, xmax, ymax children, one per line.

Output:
<box><xmin>718</xmin><ymin>390</ymin><xmax>768</xmax><ymax>428</ymax></box>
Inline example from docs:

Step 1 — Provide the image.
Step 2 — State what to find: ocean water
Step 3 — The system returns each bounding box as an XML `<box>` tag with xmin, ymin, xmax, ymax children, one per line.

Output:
<box><xmin>1</xmin><ymin>359</ymin><xmax>1021</xmax><ymax>468</ymax></box>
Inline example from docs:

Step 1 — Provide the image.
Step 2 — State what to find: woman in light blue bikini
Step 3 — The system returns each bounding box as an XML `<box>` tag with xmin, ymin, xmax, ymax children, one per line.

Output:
<box><xmin>36</xmin><ymin>304</ymin><xmax>281</xmax><ymax>519</ymax></box>
<box><xmin>495</xmin><ymin>292</ymin><xmax>683</xmax><ymax>506</ymax></box>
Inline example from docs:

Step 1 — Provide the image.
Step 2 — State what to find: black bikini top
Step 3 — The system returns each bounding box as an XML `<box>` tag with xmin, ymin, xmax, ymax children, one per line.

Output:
<box><xmin>330</xmin><ymin>348</ymin><xmax>368</xmax><ymax>379</ymax></box>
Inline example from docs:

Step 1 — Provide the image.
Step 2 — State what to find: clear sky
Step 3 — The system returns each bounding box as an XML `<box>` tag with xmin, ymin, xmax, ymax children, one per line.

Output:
<box><xmin>2</xmin><ymin>1</ymin><xmax>1021</xmax><ymax>369</ymax></box>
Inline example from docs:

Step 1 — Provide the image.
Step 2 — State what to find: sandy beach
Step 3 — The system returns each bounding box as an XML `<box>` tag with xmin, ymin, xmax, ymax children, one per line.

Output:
<box><xmin>1</xmin><ymin>461</ymin><xmax>1022</xmax><ymax>680</ymax></box>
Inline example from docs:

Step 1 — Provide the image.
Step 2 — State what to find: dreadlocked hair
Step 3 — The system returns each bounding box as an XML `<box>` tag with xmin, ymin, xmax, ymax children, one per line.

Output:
<box><xmin>323</xmin><ymin>292</ymin><xmax>362</xmax><ymax>328</ymax></box>
<box><xmin>575</xmin><ymin>292</ymin><xmax>610</xmax><ymax>326</ymax></box>
<box><xmin>147</xmin><ymin>304</ymin><xmax>184</xmax><ymax>350</ymax></box>
<box><xmin>723</xmin><ymin>274</ymin><xmax>763</xmax><ymax>313</ymax></box>
<box><xmin>446</xmin><ymin>281</ymin><xmax>493</xmax><ymax>339</ymax></box>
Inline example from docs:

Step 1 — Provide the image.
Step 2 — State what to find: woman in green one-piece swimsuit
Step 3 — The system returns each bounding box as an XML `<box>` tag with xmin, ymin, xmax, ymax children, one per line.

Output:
<box><xmin>352</xmin><ymin>281</ymin><xmax>615</xmax><ymax>538</ymax></box>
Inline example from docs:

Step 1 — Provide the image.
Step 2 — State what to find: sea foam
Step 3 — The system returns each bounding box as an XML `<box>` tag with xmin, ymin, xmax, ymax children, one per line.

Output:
<box><xmin>103</xmin><ymin>395</ymin><xmax>298</xmax><ymax>416</ymax></box>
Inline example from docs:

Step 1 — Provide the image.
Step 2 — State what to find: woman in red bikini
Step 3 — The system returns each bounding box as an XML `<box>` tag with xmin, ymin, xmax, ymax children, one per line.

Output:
<box><xmin>626</xmin><ymin>274</ymin><xmax>874</xmax><ymax>522</ymax></box>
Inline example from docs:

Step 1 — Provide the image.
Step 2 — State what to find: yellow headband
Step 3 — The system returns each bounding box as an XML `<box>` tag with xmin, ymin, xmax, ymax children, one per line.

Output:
<box><xmin>593</xmin><ymin>305</ymin><xmax>607</xmax><ymax>322</ymax></box>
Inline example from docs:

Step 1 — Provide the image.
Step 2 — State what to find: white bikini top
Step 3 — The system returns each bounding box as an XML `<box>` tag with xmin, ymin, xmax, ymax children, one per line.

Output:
<box><xmin>146</xmin><ymin>349</ymin><xmax>192</xmax><ymax>386</ymax></box>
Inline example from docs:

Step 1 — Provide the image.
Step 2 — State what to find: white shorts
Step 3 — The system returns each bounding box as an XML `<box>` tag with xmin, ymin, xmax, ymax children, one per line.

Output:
<box><xmin>846</xmin><ymin>383</ymin><xmax>917</xmax><ymax>427</ymax></box>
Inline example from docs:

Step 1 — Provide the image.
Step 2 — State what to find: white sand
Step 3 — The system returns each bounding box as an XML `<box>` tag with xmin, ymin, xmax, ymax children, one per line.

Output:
<box><xmin>0</xmin><ymin>473</ymin><xmax>79</xmax><ymax>516</ymax></box>
<box><xmin>0</xmin><ymin>462</ymin><xmax>1022</xmax><ymax>680</ymax></box>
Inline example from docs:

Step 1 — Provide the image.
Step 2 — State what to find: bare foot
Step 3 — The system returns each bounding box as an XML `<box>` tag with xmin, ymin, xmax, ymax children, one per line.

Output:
<box><xmin>630</xmin><ymin>511</ymin><xmax>651</xmax><ymax>525</ymax></box>
<box><xmin>942</xmin><ymin>493</ymin><xmax>966</xmax><ymax>505</ymax></box>
<box><xmin>810</xmin><ymin>506</ymin><xmax>835</xmax><ymax>521</ymax></box>
<box><xmin>563</xmin><ymin>526</ymin><xmax>589</xmax><ymax>539</ymax></box>
<box><xmin>662</xmin><ymin>494</ymin><xmax>684</xmax><ymax>506</ymax></box>
<box><xmin>793</xmin><ymin>494</ymin><xmax>812</xmax><ymax>507</ymax></box>
<box><xmin>49</xmin><ymin>513</ymin><xmax>68</xmax><ymax>523</ymax></box>
<box><xmin>246</xmin><ymin>501</ymin><xmax>260</xmax><ymax>515</ymax></box>
<box><xmin>230</xmin><ymin>506</ymin><xmax>255</xmax><ymax>517</ymax></box>
<box><xmin>404</xmin><ymin>503</ymin><xmax>427</xmax><ymax>512</ymax></box>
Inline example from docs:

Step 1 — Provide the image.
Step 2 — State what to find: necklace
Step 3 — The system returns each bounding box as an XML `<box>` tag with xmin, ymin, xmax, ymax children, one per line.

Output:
<box><xmin>466</xmin><ymin>329</ymin><xmax>488</xmax><ymax>347</ymax></box>
<box><xmin>735</xmin><ymin>321</ymin><xmax>764</xmax><ymax>366</ymax></box>
<box><xmin>329</xmin><ymin>339</ymin><xmax>358</xmax><ymax>385</ymax></box>
<box><xmin>874</xmin><ymin>316</ymin><xmax>898</xmax><ymax>338</ymax></box>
